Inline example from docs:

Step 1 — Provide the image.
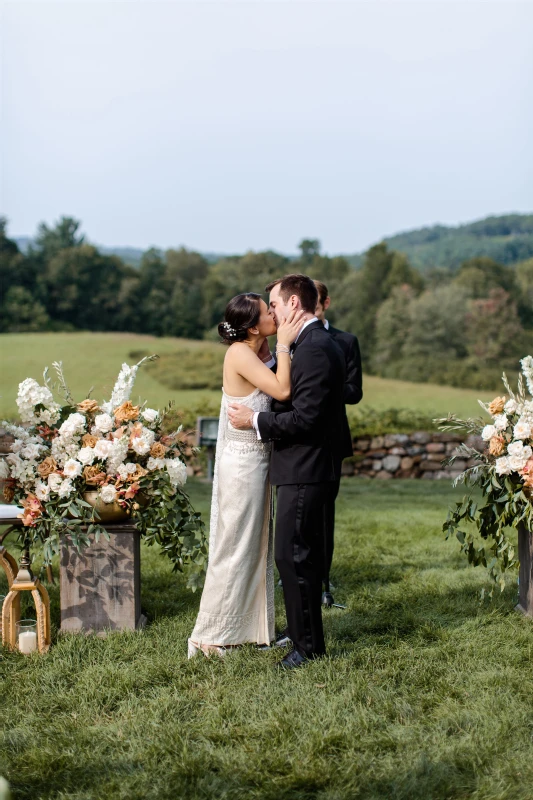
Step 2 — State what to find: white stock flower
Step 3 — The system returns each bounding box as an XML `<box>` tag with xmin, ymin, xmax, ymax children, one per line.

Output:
<box><xmin>100</xmin><ymin>484</ymin><xmax>117</xmax><ymax>504</ymax></box>
<box><xmin>63</xmin><ymin>459</ymin><xmax>83</xmax><ymax>479</ymax></box>
<box><xmin>521</xmin><ymin>356</ymin><xmax>533</xmax><ymax>396</ymax></box>
<box><xmin>493</xmin><ymin>414</ymin><xmax>509</xmax><ymax>432</ymax></box>
<box><xmin>35</xmin><ymin>481</ymin><xmax>50</xmax><ymax>502</ymax></box>
<box><xmin>482</xmin><ymin>425</ymin><xmax>497</xmax><ymax>441</ymax></box>
<box><xmin>77</xmin><ymin>447</ymin><xmax>96</xmax><ymax>466</ymax></box>
<box><xmin>21</xmin><ymin>443</ymin><xmax>41</xmax><ymax>460</ymax></box>
<box><xmin>48</xmin><ymin>472</ymin><xmax>63</xmax><ymax>492</ymax></box>
<box><xmin>10</xmin><ymin>439</ymin><xmax>24</xmax><ymax>453</ymax></box>
<box><xmin>513</xmin><ymin>419</ymin><xmax>531</xmax><ymax>441</ymax></box>
<box><xmin>57</xmin><ymin>478</ymin><xmax>75</xmax><ymax>498</ymax></box>
<box><xmin>495</xmin><ymin>456</ymin><xmax>512</xmax><ymax>475</ymax></box>
<box><xmin>94</xmin><ymin>439</ymin><xmax>113</xmax><ymax>460</ymax></box>
<box><xmin>16</xmin><ymin>378</ymin><xmax>61</xmax><ymax>425</ymax></box>
<box><xmin>504</xmin><ymin>399</ymin><xmax>518</xmax><ymax>415</ymax></box>
<box><xmin>132</xmin><ymin>437</ymin><xmax>150</xmax><ymax>456</ymax></box>
<box><xmin>165</xmin><ymin>458</ymin><xmax>187</xmax><ymax>487</ymax></box>
<box><xmin>142</xmin><ymin>408</ymin><xmax>158</xmax><ymax>424</ymax></box>
<box><xmin>94</xmin><ymin>413</ymin><xmax>114</xmax><ymax>433</ymax></box>
<box><xmin>106</xmin><ymin>437</ymin><xmax>129</xmax><ymax>476</ymax></box>
<box><xmin>101</xmin><ymin>362</ymin><xmax>142</xmax><ymax>414</ymax></box>
<box><xmin>0</xmin><ymin>459</ymin><xmax>9</xmax><ymax>479</ymax></box>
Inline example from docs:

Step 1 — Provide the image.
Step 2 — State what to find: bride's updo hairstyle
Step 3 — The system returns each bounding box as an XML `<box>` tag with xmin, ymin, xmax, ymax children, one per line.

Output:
<box><xmin>218</xmin><ymin>293</ymin><xmax>262</xmax><ymax>345</ymax></box>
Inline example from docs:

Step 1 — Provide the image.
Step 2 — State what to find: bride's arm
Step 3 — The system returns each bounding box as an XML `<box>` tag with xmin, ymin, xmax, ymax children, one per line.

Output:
<box><xmin>229</xmin><ymin>311</ymin><xmax>304</xmax><ymax>402</ymax></box>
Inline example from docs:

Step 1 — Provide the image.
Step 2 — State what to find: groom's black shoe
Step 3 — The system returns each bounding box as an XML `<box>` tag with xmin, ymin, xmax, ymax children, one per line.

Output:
<box><xmin>277</xmin><ymin>648</ymin><xmax>309</xmax><ymax>670</ymax></box>
<box><xmin>275</xmin><ymin>628</ymin><xmax>292</xmax><ymax>648</ymax></box>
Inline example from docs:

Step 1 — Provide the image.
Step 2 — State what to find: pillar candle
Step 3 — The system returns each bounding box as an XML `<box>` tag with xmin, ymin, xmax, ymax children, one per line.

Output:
<box><xmin>18</xmin><ymin>630</ymin><xmax>37</xmax><ymax>654</ymax></box>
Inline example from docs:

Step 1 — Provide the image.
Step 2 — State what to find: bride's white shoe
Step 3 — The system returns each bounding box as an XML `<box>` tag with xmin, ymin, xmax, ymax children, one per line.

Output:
<box><xmin>187</xmin><ymin>638</ymin><xmax>228</xmax><ymax>659</ymax></box>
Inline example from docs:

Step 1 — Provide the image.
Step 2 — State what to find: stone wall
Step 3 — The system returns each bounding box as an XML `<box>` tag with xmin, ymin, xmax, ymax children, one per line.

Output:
<box><xmin>0</xmin><ymin>427</ymin><xmax>483</xmax><ymax>482</ymax></box>
<box><xmin>342</xmin><ymin>431</ymin><xmax>483</xmax><ymax>480</ymax></box>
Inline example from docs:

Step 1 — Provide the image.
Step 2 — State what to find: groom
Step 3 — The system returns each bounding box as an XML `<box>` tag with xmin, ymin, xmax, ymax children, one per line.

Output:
<box><xmin>228</xmin><ymin>274</ymin><xmax>346</xmax><ymax>669</ymax></box>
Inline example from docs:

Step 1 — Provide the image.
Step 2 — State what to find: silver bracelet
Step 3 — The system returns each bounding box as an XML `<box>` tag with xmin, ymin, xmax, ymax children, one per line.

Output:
<box><xmin>276</xmin><ymin>344</ymin><xmax>290</xmax><ymax>354</ymax></box>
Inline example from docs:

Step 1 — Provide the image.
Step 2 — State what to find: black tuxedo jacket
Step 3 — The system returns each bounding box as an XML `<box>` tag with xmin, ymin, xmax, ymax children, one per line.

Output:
<box><xmin>327</xmin><ymin>324</ymin><xmax>363</xmax><ymax>461</ymax></box>
<box><xmin>257</xmin><ymin>321</ymin><xmax>346</xmax><ymax>485</ymax></box>
<box><xmin>327</xmin><ymin>325</ymin><xmax>363</xmax><ymax>405</ymax></box>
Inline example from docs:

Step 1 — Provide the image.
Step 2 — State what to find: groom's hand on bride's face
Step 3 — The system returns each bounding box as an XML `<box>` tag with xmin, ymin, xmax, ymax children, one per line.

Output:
<box><xmin>228</xmin><ymin>403</ymin><xmax>254</xmax><ymax>430</ymax></box>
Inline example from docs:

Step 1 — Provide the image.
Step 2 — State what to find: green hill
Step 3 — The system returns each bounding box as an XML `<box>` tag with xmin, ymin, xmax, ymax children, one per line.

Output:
<box><xmin>347</xmin><ymin>213</ymin><xmax>533</xmax><ymax>271</ymax></box>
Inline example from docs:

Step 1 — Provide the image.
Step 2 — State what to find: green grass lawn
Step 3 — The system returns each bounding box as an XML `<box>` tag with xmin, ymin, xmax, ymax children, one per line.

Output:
<box><xmin>0</xmin><ymin>332</ymin><xmax>491</xmax><ymax>420</ymax></box>
<box><xmin>1</xmin><ymin>479</ymin><xmax>531</xmax><ymax>800</ymax></box>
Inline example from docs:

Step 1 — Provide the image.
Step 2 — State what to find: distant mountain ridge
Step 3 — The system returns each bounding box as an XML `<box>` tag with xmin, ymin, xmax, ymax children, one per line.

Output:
<box><xmin>14</xmin><ymin>212</ymin><xmax>533</xmax><ymax>271</ymax></box>
<box><xmin>368</xmin><ymin>213</ymin><xmax>533</xmax><ymax>271</ymax></box>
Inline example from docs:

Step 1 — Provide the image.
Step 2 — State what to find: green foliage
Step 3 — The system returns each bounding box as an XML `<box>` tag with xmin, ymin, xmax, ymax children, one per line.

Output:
<box><xmin>346</xmin><ymin>406</ymin><xmax>435</xmax><ymax>437</ymax></box>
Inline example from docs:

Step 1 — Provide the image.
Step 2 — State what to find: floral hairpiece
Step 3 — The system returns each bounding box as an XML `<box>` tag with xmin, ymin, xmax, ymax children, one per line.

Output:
<box><xmin>222</xmin><ymin>321</ymin><xmax>237</xmax><ymax>338</ymax></box>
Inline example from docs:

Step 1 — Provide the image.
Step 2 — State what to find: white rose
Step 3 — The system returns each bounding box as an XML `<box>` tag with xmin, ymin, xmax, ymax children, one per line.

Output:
<box><xmin>77</xmin><ymin>447</ymin><xmax>96</xmax><ymax>466</ymax></box>
<box><xmin>132</xmin><ymin>437</ymin><xmax>150</xmax><ymax>456</ymax></box>
<box><xmin>482</xmin><ymin>425</ymin><xmax>497</xmax><ymax>441</ymax></box>
<box><xmin>94</xmin><ymin>439</ymin><xmax>113</xmax><ymax>459</ymax></box>
<box><xmin>126</xmin><ymin>462</ymin><xmax>137</xmax><ymax>474</ymax></box>
<box><xmin>57</xmin><ymin>478</ymin><xmax>74</xmax><ymax>498</ymax></box>
<box><xmin>513</xmin><ymin>420</ymin><xmax>531</xmax><ymax>441</ymax></box>
<box><xmin>504</xmin><ymin>399</ymin><xmax>518</xmax><ymax>415</ymax></box>
<box><xmin>63</xmin><ymin>459</ymin><xmax>83</xmax><ymax>478</ymax></box>
<box><xmin>147</xmin><ymin>457</ymin><xmax>165</xmax><ymax>471</ymax></box>
<box><xmin>100</xmin><ymin>484</ymin><xmax>117</xmax><ymax>504</ymax></box>
<box><xmin>493</xmin><ymin>414</ymin><xmax>509</xmax><ymax>432</ymax></box>
<box><xmin>142</xmin><ymin>408</ymin><xmax>158</xmax><ymax>423</ymax></box>
<box><xmin>508</xmin><ymin>440</ymin><xmax>526</xmax><ymax>458</ymax></box>
<box><xmin>509</xmin><ymin>455</ymin><xmax>528</xmax><ymax>472</ymax></box>
<box><xmin>117</xmin><ymin>464</ymin><xmax>129</xmax><ymax>480</ymax></box>
<box><xmin>48</xmin><ymin>472</ymin><xmax>63</xmax><ymax>492</ymax></box>
<box><xmin>495</xmin><ymin>457</ymin><xmax>512</xmax><ymax>475</ymax></box>
<box><xmin>59</xmin><ymin>413</ymin><xmax>86</xmax><ymax>435</ymax></box>
<box><xmin>35</xmin><ymin>481</ymin><xmax>50</xmax><ymax>501</ymax></box>
<box><xmin>94</xmin><ymin>413</ymin><xmax>114</xmax><ymax>433</ymax></box>
<box><xmin>165</xmin><ymin>457</ymin><xmax>187</xmax><ymax>487</ymax></box>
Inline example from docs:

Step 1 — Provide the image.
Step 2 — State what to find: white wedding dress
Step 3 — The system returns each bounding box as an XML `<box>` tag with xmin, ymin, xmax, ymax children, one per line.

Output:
<box><xmin>189</xmin><ymin>387</ymin><xmax>275</xmax><ymax>648</ymax></box>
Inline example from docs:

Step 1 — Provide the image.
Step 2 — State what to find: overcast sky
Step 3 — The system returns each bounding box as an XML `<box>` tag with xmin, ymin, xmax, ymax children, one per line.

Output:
<box><xmin>1</xmin><ymin>0</ymin><xmax>532</xmax><ymax>254</ymax></box>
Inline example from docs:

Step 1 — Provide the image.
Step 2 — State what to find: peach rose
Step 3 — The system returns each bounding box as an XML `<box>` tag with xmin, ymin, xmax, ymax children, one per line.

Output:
<box><xmin>83</xmin><ymin>465</ymin><xmax>107</xmax><ymax>486</ymax></box>
<box><xmin>489</xmin><ymin>436</ymin><xmax>505</xmax><ymax>457</ymax></box>
<box><xmin>82</xmin><ymin>434</ymin><xmax>99</xmax><ymax>448</ymax></box>
<box><xmin>114</xmin><ymin>401</ymin><xmax>140</xmax><ymax>423</ymax></box>
<box><xmin>128</xmin><ymin>464</ymin><xmax>147</xmax><ymax>482</ymax></box>
<box><xmin>77</xmin><ymin>399</ymin><xmax>100</xmax><ymax>415</ymax></box>
<box><xmin>150</xmin><ymin>442</ymin><xmax>167</xmax><ymax>459</ymax></box>
<box><xmin>3</xmin><ymin>484</ymin><xmax>15</xmax><ymax>503</ymax></box>
<box><xmin>37</xmin><ymin>456</ymin><xmax>58</xmax><ymax>478</ymax></box>
<box><xmin>488</xmin><ymin>396</ymin><xmax>506</xmax><ymax>416</ymax></box>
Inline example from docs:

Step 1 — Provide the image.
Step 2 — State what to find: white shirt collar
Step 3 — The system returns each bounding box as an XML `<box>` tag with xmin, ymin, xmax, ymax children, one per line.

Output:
<box><xmin>323</xmin><ymin>319</ymin><xmax>330</xmax><ymax>330</ymax></box>
<box><xmin>294</xmin><ymin>316</ymin><xmax>318</xmax><ymax>343</ymax></box>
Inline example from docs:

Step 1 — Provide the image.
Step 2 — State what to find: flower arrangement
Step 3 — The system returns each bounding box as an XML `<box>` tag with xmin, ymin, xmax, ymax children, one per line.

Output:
<box><xmin>1</xmin><ymin>358</ymin><xmax>207</xmax><ymax>590</ymax></box>
<box><xmin>436</xmin><ymin>356</ymin><xmax>533</xmax><ymax>593</ymax></box>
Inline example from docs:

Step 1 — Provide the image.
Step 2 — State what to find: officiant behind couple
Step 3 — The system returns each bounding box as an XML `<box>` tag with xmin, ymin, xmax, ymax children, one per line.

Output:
<box><xmin>188</xmin><ymin>273</ymin><xmax>362</xmax><ymax>669</ymax></box>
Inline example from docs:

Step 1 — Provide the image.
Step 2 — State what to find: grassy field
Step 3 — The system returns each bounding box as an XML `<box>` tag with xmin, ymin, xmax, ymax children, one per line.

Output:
<box><xmin>1</xmin><ymin>479</ymin><xmax>532</xmax><ymax>800</ymax></box>
<box><xmin>0</xmin><ymin>332</ymin><xmax>492</xmax><ymax>421</ymax></box>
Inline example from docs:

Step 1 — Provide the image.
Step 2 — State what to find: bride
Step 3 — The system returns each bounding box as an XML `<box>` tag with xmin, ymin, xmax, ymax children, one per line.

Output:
<box><xmin>188</xmin><ymin>292</ymin><xmax>303</xmax><ymax>657</ymax></box>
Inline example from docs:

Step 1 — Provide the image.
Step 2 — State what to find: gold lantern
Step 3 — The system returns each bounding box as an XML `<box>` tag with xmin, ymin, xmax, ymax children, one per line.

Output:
<box><xmin>2</xmin><ymin>532</ymin><xmax>51</xmax><ymax>654</ymax></box>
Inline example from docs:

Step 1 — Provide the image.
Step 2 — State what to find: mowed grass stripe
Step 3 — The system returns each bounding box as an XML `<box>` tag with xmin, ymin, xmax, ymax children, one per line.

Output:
<box><xmin>0</xmin><ymin>331</ymin><xmax>491</xmax><ymax>419</ymax></box>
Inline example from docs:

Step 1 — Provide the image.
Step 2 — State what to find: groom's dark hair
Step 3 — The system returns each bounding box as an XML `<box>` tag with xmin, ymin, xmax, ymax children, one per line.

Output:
<box><xmin>265</xmin><ymin>274</ymin><xmax>318</xmax><ymax>314</ymax></box>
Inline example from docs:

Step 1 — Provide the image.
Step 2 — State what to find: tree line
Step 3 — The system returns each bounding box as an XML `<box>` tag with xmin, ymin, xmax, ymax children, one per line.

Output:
<box><xmin>2</xmin><ymin>216</ymin><xmax>532</xmax><ymax>390</ymax></box>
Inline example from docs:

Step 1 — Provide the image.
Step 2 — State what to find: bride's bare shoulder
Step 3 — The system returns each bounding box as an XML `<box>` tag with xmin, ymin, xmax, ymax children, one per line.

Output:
<box><xmin>225</xmin><ymin>343</ymin><xmax>254</xmax><ymax>363</ymax></box>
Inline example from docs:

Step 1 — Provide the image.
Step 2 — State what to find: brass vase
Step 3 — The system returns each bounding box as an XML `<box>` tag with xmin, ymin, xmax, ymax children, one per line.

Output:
<box><xmin>82</xmin><ymin>491</ymin><xmax>130</xmax><ymax>523</ymax></box>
